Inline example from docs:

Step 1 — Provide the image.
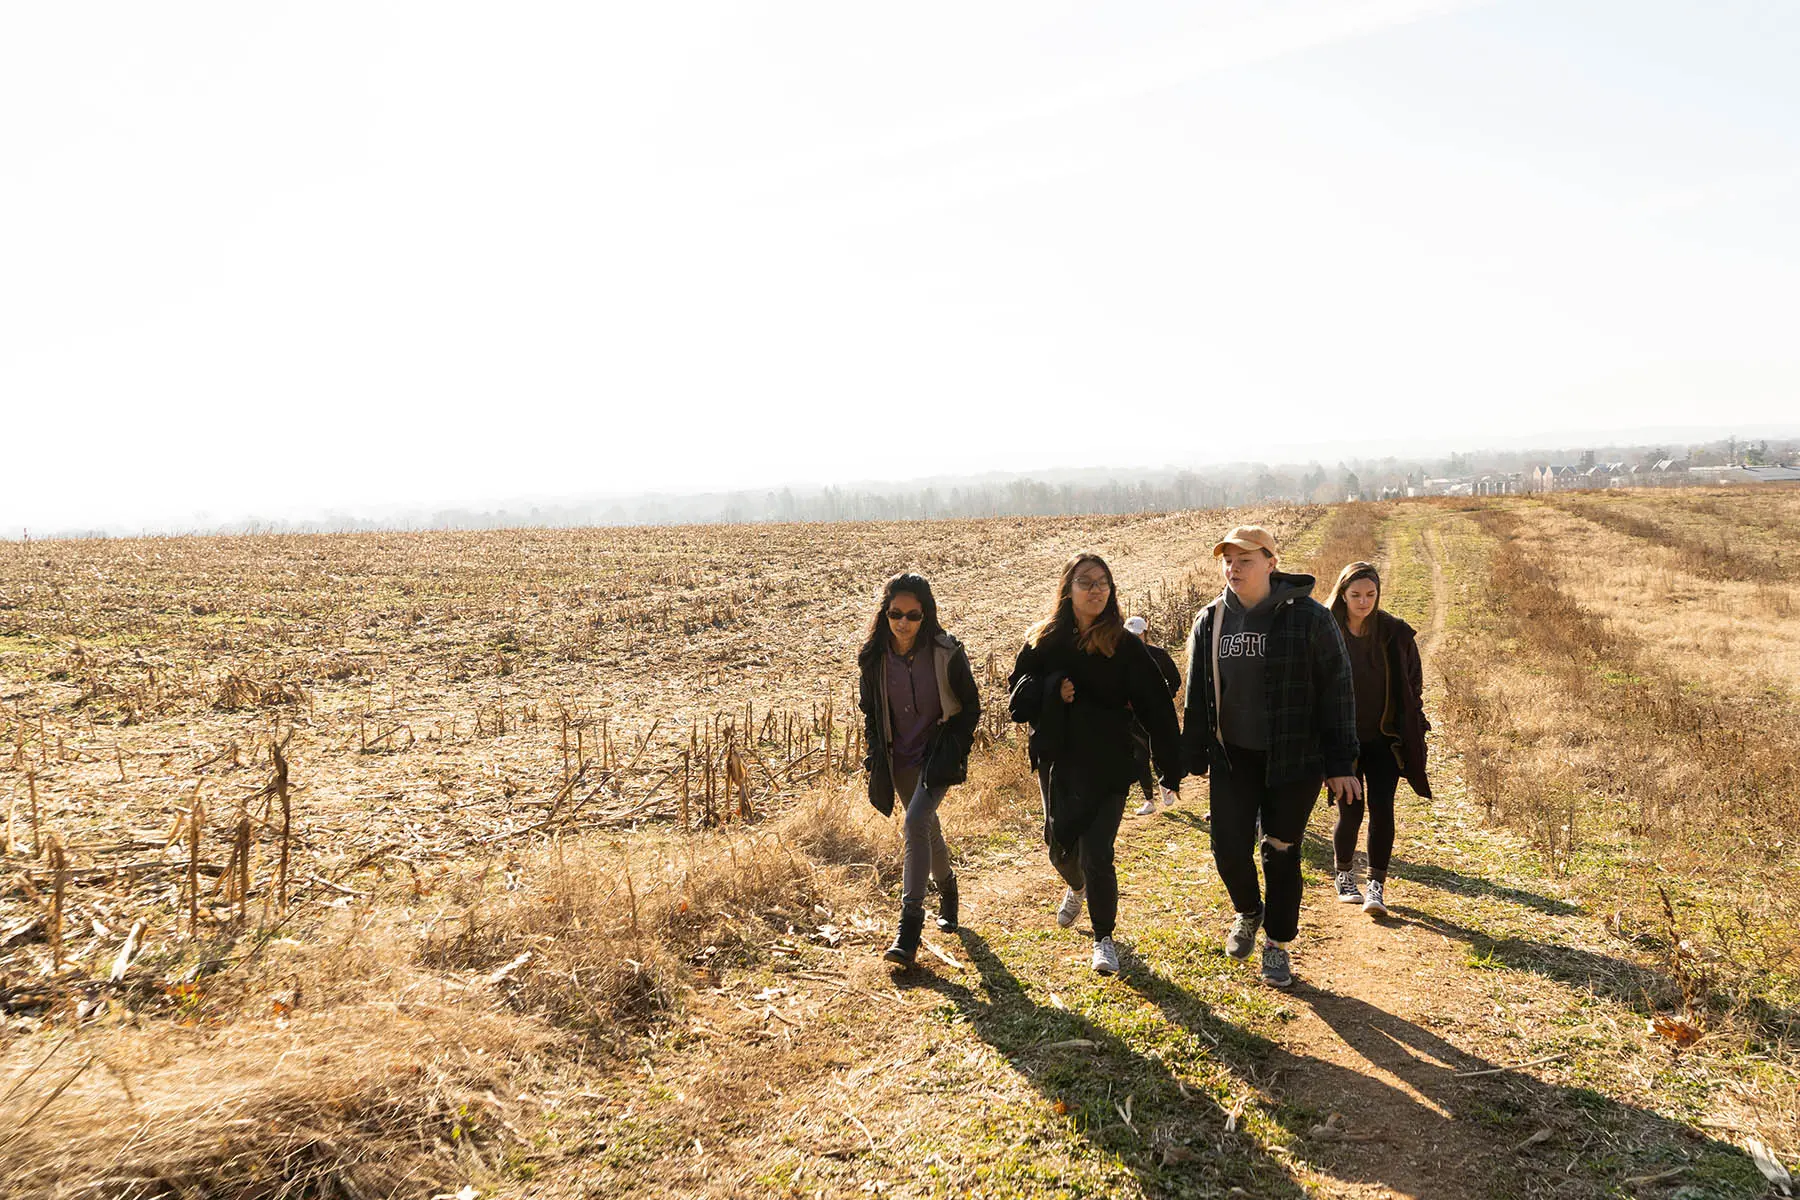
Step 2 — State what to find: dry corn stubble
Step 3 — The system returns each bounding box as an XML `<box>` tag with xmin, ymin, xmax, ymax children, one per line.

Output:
<box><xmin>7</xmin><ymin>509</ymin><xmax>1329</xmax><ymax>1193</ymax></box>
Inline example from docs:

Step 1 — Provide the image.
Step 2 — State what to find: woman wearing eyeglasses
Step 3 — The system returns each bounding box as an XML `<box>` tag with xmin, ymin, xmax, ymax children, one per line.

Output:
<box><xmin>857</xmin><ymin>572</ymin><xmax>982</xmax><ymax>968</ymax></box>
<box><xmin>1008</xmin><ymin>553</ymin><xmax>1183</xmax><ymax>975</ymax></box>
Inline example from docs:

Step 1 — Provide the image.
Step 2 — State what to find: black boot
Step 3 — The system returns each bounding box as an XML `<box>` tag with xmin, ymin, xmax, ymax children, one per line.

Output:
<box><xmin>883</xmin><ymin>901</ymin><xmax>925</xmax><ymax>967</ymax></box>
<box><xmin>935</xmin><ymin>873</ymin><xmax>959</xmax><ymax>934</ymax></box>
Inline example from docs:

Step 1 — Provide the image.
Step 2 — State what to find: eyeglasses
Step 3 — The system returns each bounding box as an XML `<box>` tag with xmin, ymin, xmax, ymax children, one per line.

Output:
<box><xmin>1073</xmin><ymin>576</ymin><xmax>1111</xmax><ymax>593</ymax></box>
<box><xmin>888</xmin><ymin>609</ymin><xmax>924</xmax><ymax>623</ymax></box>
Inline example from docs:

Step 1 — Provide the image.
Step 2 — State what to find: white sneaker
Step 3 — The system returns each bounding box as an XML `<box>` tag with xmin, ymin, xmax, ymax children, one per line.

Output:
<box><xmin>1160</xmin><ymin>788</ymin><xmax>1178</xmax><ymax>808</ymax></box>
<box><xmin>1135</xmin><ymin>799</ymin><xmax>1158</xmax><ymax>816</ymax></box>
<box><xmin>1091</xmin><ymin>936</ymin><xmax>1120</xmax><ymax>975</ymax></box>
<box><xmin>1363</xmin><ymin>879</ymin><xmax>1388</xmax><ymax>917</ymax></box>
<box><xmin>1056</xmin><ymin>887</ymin><xmax>1085</xmax><ymax>929</ymax></box>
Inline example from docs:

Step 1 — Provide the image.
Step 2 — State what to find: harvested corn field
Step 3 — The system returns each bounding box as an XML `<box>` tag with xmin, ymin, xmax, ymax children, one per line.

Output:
<box><xmin>0</xmin><ymin>507</ymin><xmax>1318</xmax><ymax>1018</ymax></box>
<box><xmin>3</xmin><ymin>492</ymin><xmax>1797</xmax><ymax>1200</ymax></box>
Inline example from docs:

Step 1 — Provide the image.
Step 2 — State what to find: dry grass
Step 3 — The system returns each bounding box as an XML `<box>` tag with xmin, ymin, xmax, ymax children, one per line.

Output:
<box><xmin>1</xmin><ymin>506</ymin><xmax>1328</xmax><ymax>1025</ymax></box>
<box><xmin>9</xmin><ymin>508</ymin><xmax>1313</xmax><ymax>1194</ymax></box>
<box><xmin>6</xmin><ymin>494</ymin><xmax>1796</xmax><ymax>1194</ymax></box>
<box><xmin>1431</xmin><ymin>497</ymin><xmax>1800</xmax><ymax>1039</ymax></box>
<box><xmin>1287</xmin><ymin>500</ymin><xmax>1388</xmax><ymax>585</ymax></box>
<box><xmin>1516</xmin><ymin>496</ymin><xmax>1800</xmax><ymax>703</ymax></box>
<box><xmin>0</xmin><ymin>1001</ymin><xmax>542</xmax><ymax>1200</ymax></box>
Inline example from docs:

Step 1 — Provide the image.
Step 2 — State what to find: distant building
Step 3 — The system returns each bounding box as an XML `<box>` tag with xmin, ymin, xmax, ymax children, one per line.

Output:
<box><xmin>1532</xmin><ymin>465</ymin><xmax>1584</xmax><ymax>492</ymax></box>
<box><xmin>1473</xmin><ymin>472</ymin><xmax>1524</xmax><ymax>496</ymax></box>
<box><xmin>1688</xmin><ymin>464</ymin><xmax>1800</xmax><ymax>485</ymax></box>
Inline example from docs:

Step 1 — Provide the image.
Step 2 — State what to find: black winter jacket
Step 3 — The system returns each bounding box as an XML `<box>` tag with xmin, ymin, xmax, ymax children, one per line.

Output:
<box><xmin>1346</xmin><ymin>610</ymin><xmax>1433</xmax><ymax>799</ymax></box>
<box><xmin>1009</xmin><ymin>629</ymin><xmax>1184</xmax><ymax>796</ymax></box>
<box><xmin>1181</xmin><ymin>572</ymin><xmax>1358</xmax><ymax>786</ymax></box>
<box><xmin>857</xmin><ymin>632</ymin><xmax>982</xmax><ymax>815</ymax></box>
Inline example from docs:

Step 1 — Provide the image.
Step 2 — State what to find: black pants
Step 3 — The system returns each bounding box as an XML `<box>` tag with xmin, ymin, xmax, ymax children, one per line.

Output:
<box><xmin>1130</xmin><ymin>726</ymin><xmax>1156</xmax><ymax>804</ymax></box>
<box><xmin>1334</xmin><ymin>738</ymin><xmax>1401</xmax><ymax>880</ymax></box>
<box><xmin>1038</xmin><ymin>767</ymin><xmax>1128</xmax><ymax>939</ymax></box>
<box><xmin>1208</xmin><ymin>744</ymin><xmax>1320</xmax><ymax>944</ymax></box>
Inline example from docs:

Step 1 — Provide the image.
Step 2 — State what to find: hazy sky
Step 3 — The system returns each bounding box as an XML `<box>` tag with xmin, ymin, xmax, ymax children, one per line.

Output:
<box><xmin>4</xmin><ymin>1</ymin><xmax>1798</xmax><ymax>530</ymax></box>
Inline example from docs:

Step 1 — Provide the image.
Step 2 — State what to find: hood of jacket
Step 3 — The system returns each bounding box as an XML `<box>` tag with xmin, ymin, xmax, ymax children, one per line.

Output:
<box><xmin>1202</xmin><ymin>570</ymin><xmax>1319</xmax><ymax>748</ymax></box>
<box><xmin>869</xmin><ymin>631</ymin><xmax>966</xmax><ymax>752</ymax></box>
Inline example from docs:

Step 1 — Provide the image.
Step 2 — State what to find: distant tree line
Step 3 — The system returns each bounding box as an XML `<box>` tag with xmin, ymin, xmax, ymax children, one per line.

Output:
<box><xmin>17</xmin><ymin>435</ymin><xmax>1795</xmax><ymax>540</ymax></box>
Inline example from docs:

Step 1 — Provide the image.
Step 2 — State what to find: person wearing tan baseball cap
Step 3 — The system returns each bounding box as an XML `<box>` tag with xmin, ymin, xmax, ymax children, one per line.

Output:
<box><xmin>1210</xmin><ymin>525</ymin><xmax>1280</xmax><ymax>559</ymax></box>
<box><xmin>1179</xmin><ymin>523</ymin><xmax>1361</xmax><ymax>989</ymax></box>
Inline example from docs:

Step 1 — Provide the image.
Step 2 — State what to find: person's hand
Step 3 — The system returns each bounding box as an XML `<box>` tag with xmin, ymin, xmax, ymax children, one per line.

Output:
<box><xmin>1059</xmin><ymin>678</ymin><xmax>1075</xmax><ymax>703</ymax></box>
<box><xmin>1326</xmin><ymin>775</ymin><xmax>1363</xmax><ymax>806</ymax></box>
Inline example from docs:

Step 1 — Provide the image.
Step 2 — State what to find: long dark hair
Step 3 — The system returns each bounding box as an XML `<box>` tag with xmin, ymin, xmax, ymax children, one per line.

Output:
<box><xmin>1026</xmin><ymin>552</ymin><xmax>1125</xmax><ymax>656</ymax></box>
<box><xmin>1325</xmin><ymin>561</ymin><xmax>1382</xmax><ymax>627</ymax></box>
<box><xmin>857</xmin><ymin>572</ymin><xmax>945</xmax><ymax>665</ymax></box>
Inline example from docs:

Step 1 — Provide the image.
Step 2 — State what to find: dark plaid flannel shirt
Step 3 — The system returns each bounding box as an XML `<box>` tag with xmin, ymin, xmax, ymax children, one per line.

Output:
<box><xmin>1182</xmin><ymin>591</ymin><xmax>1359</xmax><ymax>786</ymax></box>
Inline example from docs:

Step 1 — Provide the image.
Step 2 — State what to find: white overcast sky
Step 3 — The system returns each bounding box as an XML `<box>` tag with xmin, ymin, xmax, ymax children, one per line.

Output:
<box><xmin>3</xmin><ymin>1</ymin><xmax>1798</xmax><ymax>530</ymax></box>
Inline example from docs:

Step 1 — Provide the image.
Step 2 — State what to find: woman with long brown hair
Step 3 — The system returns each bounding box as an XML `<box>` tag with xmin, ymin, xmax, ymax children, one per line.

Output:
<box><xmin>1322</xmin><ymin>561</ymin><xmax>1432</xmax><ymax>917</ymax></box>
<box><xmin>856</xmin><ymin>573</ymin><xmax>982</xmax><ymax>967</ymax></box>
<box><xmin>1008</xmin><ymin>553</ymin><xmax>1183</xmax><ymax>975</ymax></box>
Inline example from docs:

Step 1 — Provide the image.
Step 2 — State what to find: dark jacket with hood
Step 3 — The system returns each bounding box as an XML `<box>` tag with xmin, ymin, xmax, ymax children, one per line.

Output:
<box><xmin>1181</xmin><ymin>571</ymin><xmax>1358</xmax><ymax>786</ymax></box>
<box><xmin>858</xmin><ymin>631</ymin><xmax>981</xmax><ymax>816</ymax></box>
<box><xmin>1008</xmin><ymin>628</ymin><xmax>1185</xmax><ymax>798</ymax></box>
<box><xmin>1343</xmin><ymin>609</ymin><xmax>1433</xmax><ymax>799</ymax></box>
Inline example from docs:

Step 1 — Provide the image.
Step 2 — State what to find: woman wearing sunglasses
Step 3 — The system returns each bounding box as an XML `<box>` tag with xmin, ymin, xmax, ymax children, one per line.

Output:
<box><xmin>857</xmin><ymin>572</ymin><xmax>982</xmax><ymax>967</ymax></box>
<box><xmin>1008</xmin><ymin>553</ymin><xmax>1183</xmax><ymax>975</ymax></box>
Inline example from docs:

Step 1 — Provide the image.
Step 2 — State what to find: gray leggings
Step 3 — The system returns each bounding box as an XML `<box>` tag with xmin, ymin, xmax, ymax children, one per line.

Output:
<box><xmin>893</xmin><ymin>766</ymin><xmax>952</xmax><ymax>906</ymax></box>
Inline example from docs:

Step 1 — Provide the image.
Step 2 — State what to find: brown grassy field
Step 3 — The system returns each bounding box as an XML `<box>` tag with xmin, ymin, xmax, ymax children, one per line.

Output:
<box><xmin>2</xmin><ymin>491</ymin><xmax>1796</xmax><ymax>1199</ymax></box>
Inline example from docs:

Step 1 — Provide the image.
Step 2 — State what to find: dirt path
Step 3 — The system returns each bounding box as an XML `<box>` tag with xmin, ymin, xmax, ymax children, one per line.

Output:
<box><xmin>555</xmin><ymin>508</ymin><xmax>1759</xmax><ymax>1199</ymax></box>
<box><xmin>1423</xmin><ymin>524</ymin><xmax>1450</xmax><ymax>647</ymax></box>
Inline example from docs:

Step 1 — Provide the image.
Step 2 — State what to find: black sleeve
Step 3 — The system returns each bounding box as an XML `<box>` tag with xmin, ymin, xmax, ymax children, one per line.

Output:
<box><xmin>945</xmin><ymin>646</ymin><xmax>981</xmax><ymax>741</ymax></box>
<box><xmin>1152</xmin><ymin>646</ymin><xmax>1181</xmax><ymax>697</ymax></box>
<box><xmin>1399</xmin><ymin>630</ymin><xmax>1430</xmax><ymax>732</ymax></box>
<box><xmin>1180</xmin><ymin>611</ymin><xmax>1211</xmax><ymax>777</ymax></box>
<box><xmin>856</xmin><ymin>657</ymin><xmax>885</xmax><ymax>769</ymax></box>
<box><xmin>1008</xmin><ymin>642</ymin><xmax>1042</xmax><ymax>724</ymax></box>
<box><xmin>1309</xmin><ymin>607</ymin><xmax>1358</xmax><ymax>778</ymax></box>
<box><xmin>1125</xmin><ymin>638</ymin><xmax>1184</xmax><ymax>790</ymax></box>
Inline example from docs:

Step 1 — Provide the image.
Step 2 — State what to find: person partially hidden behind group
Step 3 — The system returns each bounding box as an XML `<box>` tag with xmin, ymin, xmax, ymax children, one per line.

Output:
<box><xmin>856</xmin><ymin>572</ymin><xmax>982</xmax><ymax>968</ymax></box>
<box><xmin>1183</xmin><ymin>526</ymin><xmax>1360</xmax><ymax>988</ymax></box>
<box><xmin>1124</xmin><ymin>615</ymin><xmax>1182</xmax><ymax>817</ymax></box>
<box><xmin>1010</xmin><ymin>553</ymin><xmax>1184</xmax><ymax>976</ymax></box>
<box><xmin>1323</xmin><ymin>561</ymin><xmax>1433</xmax><ymax>917</ymax></box>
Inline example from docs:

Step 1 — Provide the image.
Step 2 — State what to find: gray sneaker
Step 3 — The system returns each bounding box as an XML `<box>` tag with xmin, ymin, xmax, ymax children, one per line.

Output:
<box><xmin>1091</xmin><ymin>936</ymin><xmax>1120</xmax><ymax>975</ymax></box>
<box><xmin>1335</xmin><ymin>871</ymin><xmax>1364</xmax><ymax>904</ymax></box>
<box><xmin>1260</xmin><ymin>942</ymin><xmax>1294</xmax><ymax>988</ymax></box>
<box><xmin>1225</xmin><ymin>911</ymin><xmax>1261</xmax><ymax>959</ymax></box>
<box><xmin>1056</xmin><ymin>887</ymin><xmax>1085</xmax><ymax>930</ymax></box>
<box><xmin>1363</xmin><ymin>878</ymin><xmax>1388</xmax><ymax>917</ymax></box>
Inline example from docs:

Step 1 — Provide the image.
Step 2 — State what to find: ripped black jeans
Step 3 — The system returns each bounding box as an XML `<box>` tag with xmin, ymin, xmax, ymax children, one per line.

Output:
<box><xmin>1208</xmin><ymin>744</ymin><xmax>1321</xmax><ymax>944</ymax></box>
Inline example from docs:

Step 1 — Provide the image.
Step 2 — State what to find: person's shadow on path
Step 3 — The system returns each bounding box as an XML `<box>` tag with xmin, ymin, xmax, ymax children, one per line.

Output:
<box><xmin>899</xmin><ymin>930</ymin><xmax>1767</xmax><ymax>1199</ymax></box>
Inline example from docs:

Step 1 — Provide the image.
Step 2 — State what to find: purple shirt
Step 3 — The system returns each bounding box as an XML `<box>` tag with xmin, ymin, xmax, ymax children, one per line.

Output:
<box><xmin>885</xmin><ymin>644</ymin><xmax>942</xmax><ymax>770</ymax></box>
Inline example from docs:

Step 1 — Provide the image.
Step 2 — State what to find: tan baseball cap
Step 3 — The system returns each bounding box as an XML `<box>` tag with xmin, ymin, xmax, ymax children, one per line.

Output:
<box><xmin>1211</xmin><ymin>525</ymin><xmax>1278</xmax><ymax>559</ymax></box>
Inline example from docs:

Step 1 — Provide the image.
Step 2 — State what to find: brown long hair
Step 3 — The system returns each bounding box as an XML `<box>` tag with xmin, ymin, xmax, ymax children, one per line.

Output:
<box><xmin>1325</xmin><ymin>561</ymin><xmax>1382</xmax><ymax>627</ymax></box>
<box><xmin>1027</xmin><ymin>552</ymin><xmax>1125</xmax><ymax>656</ymax></box>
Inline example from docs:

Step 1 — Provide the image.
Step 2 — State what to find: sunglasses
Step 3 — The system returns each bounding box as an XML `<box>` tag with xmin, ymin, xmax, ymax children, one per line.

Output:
<box><xmin>887</xmin><ymin>609</ymin><xmax>924</xmax><ymax>623</ymax></box>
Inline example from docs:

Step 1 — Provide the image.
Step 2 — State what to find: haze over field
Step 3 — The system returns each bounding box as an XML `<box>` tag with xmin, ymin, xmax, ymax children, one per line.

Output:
<box><xmin>5</xmin><ymin>2</ymin><xmax>1800</xmax><ymax>531</ymax></box>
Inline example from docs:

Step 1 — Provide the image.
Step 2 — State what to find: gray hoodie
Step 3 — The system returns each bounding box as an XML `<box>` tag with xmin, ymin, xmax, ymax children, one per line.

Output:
<box><xmin>1216</xmin><ymin>578</ymin><xmax>1311</xmax><ymax>750</ymax></box>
